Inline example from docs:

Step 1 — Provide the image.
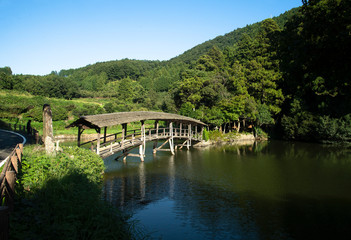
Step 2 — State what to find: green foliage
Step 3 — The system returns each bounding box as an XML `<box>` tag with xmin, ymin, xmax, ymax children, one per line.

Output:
<box><xmin>254</xmin><ymin>127</ymin><xmax>268</xmax><ymax>139</ymax></box>
<box><xmin>315</xmin><ymin>114</ymin><xmax>351</xmax><ymax>142</ymax></box>
<box><xmin>0</xmin><ymin>67</ymin><xmax>14</xmax><ymax>90</ymax></box>
<box><xmin>11</xmin><ymin>146</ymin><xmax>134</xmax><ymax>239</ymax></box>
<box><xmin>203</xmin><ymin>128</ymin><xmax>210</xmax><ymax>141</ymax></box>
<box><xmin>281</xmin><ymin>111</ymin><xmax>317</xmax><ymax>141</ymax></box>
<box><xmin>20</xmin><ymin>147</ymin><xmax>104</xmax><ymax>190</ymax></box>
<box><xmin>0</xmin><ymin>91</ymin><xmax>105</xmax><ymax>123</ymax></box>
<box><xmin>256</xmin><ymin>103</ymin><xmax>274</xmax><ymax>127</ymax></box>
<box><xmin>208</xmin><ymin>130</ymin><xmax>224</xmax><ymax>141</ymax></box>
<box><xmin>279</xmin><ymin>0</ymin><xmax>351</xmax><ymax>117</ymax></box>
<box><xmin>2</xmin><ymin>4</ymin><xmax>349</xmax><ymax>143</ymax></box>
<box><xmin>179</xmin><ymin>102</ymin><xmax>195</xmax><ymax>117</ymax></box>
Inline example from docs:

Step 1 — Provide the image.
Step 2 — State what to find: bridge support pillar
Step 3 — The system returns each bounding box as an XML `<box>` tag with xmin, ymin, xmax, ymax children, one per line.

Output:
<box><xmin>77</xmin><ymin>126</ymin><xmax>85</xmax><ymax>147</ymax></box>
<box><xmin>96</xmin><ymin>128</ymin><xmax>101</xmax><ymax>155</ymax></box>
<box><xmin>139</xmin><ymin>120</ymin><xmax>146</xmax><ymax>161</ymax></box>
<box><xmin>153</xmin><ymin>121</ymin><xmax>159</xmax><ymax>154</ymax></box>
<box><xmin>187</xmin><ymin>124</ymin><xmax>191</xmax><ymax>150</ymax></box>
<box><xmin>103</xmin><ymin>127</ymin><xmax>107</xmax><ymax>143</ymax></box>
<box><xmin>169</xmin><ymin>122</ymin><xmax>174</xmax><ymax>155</ymax></box>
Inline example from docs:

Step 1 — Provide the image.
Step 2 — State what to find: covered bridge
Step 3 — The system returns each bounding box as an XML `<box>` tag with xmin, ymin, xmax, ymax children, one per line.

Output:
<box><xmin>66</xmin><ymin>111</ymin><xmax>206</xmax><ymax>161</ymax></box>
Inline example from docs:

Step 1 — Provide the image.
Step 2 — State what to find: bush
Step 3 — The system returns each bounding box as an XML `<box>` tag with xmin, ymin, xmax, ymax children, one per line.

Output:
<box><xmin>316</xmin><ymin>115</ymin><xmax>351</xmax><ymax>142</ymax></box>
<box><xmin>11</xmin><ymin>146</ymin><xmax>134</xmax><ymax>240</ymax></box>
<box><xmin>208</xmin><ymin>130</ymin><xmax>224</xmax><ymax>141</ymax></box>
<box><xmin>203</xmin><ymin>128</ymin><xmax>210</xmax><ymax>141</ymax></box>
<box><xmin>281</xmin><ymin>112</ymin><xmax>317</xmax><ymax>140</ymax></box>
<box><xmin>254</xmin><ymin>127</ymin><xmax>268</xmax><ymax>139</ymax></box>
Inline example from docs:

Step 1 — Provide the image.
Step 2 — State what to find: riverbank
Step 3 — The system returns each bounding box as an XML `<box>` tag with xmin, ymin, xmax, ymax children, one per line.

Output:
<box><xmin>194</xmin><ymin>132</ymin><xmax>260</xmax><ymax>148</ymax></box>
<box><xmin>10</xmin><ymin>145</ymin><xmax>138</xmax><ymax>240</ymax></box>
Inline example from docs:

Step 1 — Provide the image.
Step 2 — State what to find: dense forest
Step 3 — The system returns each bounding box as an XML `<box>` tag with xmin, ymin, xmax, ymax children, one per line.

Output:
<box><xmin>1</xmin><ymin>0</ymin><xmax>350</xmax><ymax>142</ymax></box>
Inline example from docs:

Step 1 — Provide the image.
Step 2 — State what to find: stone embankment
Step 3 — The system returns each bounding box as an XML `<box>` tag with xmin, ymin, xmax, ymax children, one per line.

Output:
<box><xmin>194</xmin><ymin>133</ymin><xmax>257</xmax><ymax>148</ymax></box>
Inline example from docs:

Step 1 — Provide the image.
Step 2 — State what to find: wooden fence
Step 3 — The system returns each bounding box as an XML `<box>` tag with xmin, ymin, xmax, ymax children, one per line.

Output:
<box><xmin>0</xmin><ymin>143</ymin><xmax>23</xmax><ymax>240</ymax></box>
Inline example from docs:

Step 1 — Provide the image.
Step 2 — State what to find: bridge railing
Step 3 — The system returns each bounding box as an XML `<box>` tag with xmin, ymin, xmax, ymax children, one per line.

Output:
<box><xmin>0</xmin><ymin>143</ymin><xmax>23</xmax><ymax>240</ymax></box>
<box><xmin>98</xmin><ymin>127</ymin><xmax>202</xmax><ymax>150</ymax></box>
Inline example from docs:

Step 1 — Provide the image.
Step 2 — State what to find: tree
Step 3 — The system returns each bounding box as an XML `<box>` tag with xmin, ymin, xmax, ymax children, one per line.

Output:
<box><xmin>256</xmin><ymin>103</ymin><xmax>274</xmax><ymax>127</ymax></box>
<box><xmin>279</xmin><ymin>0</ymin><xmax>351</xmax><ymax>117</ymax></box>
<box><xmin>226</xmin><ymin>19</ymin><xmax>284</xmax><ymax>116</ymax></box>
<box><xmin>0</xmin><ymin>67</ymin><xmax>14</xmax><ymax>90</ymax></box>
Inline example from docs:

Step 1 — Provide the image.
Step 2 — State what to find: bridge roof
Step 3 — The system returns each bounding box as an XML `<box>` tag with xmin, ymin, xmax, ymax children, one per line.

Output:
<box><xmin>66</xmin><ymin>111</ymin><xmax>206</xmax><ymax>129</ymax></box>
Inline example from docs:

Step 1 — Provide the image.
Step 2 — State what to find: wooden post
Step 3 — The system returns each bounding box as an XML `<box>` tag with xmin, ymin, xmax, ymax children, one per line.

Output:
<box><xmin>10</xmin><ymin>156</ymin><xmax>18</xmax><ymax>174</ymax></box>
<box><xmin>121</xmin><ymin>123</ymin><xmax>127</xmax><ymax>149</ymax></box>
<box><xmin>153</xmin><ymin>121</ymin><xmax>159</xmax><ymax>154</ymax></box>
<box><xmin>140</xmin><ymin>120</ymin><xmax>145</xmax><ymax>161</ymax></box>
<box><xmin>155</xmin><ymin>121</ymin><xmax>159</xmax><ymax>138</ymax></box>
<box><xmin>96</xmin><ymin>128</ymin><xmax>101</xmax><ymax>155</ymax></box>
<box><xmin>200</xmin><ymin>126</ymin><xmax>204</xmax><ymax>141</ymax></box>
<box><xmin>77</xmin><ymin>125</ymin><xmax>83</xmax><ymax>147</ymax></box>
<box><xmin>16</xmin><ymin>147</ymin><xmax>22</xmax><ymax>163</ymax></box>
<box><xmin>187</xmin><ymin>124</ymin><xmax>191</xmax><ymax>150</ymax></box>
<box><xmin>180</xmin><ymin>123</ymin><xmax>182</xmax><ymax>136</ymax></box>
<box><xmin>5</xmin><ymin>171</ymin><xmax>16</xmax><ymax>210</ymax></box>
<box><xmin>103</xmin><ymin>127</ymin><xmax>107</xmax><ymax>143</ymax></box>
<box><xmin>169</xmin><ymin>122</ymin><xmax>174</xmax><ymax>155</ymax></box>
<box><xmin>43</xmin><ymin>104</ymin><xmax>55</xmax><ymax>154</ymax></box>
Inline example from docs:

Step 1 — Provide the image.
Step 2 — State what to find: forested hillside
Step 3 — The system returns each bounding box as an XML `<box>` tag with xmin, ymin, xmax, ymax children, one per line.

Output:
<box><xmin>1</xmin><ymin>0</ymin><xmax>350</xmax><ymax>142</ymax></box>
<box><xmin>169</xmin><ymin>7</ymin><xmax>299</xmax><ymax>64</ymax></box>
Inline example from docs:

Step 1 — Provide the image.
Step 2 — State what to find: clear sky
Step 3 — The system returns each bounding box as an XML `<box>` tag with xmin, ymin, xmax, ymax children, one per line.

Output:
<box><xmin>1</xmin><ymin>0</ymin><xmax>302</xmax><ymax>75</ymax></box>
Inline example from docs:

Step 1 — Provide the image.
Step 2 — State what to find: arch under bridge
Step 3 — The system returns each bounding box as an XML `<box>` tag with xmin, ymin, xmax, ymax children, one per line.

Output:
<box><xmin>66</xmin><ymin>111</ymin><xmax>206</xmax><ymax>161</ymax></box>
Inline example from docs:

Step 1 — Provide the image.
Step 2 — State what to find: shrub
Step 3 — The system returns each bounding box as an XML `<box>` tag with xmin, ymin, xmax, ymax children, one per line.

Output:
<box><xmin>11</xmin><ymin>146</ymin><xmax>133</xmax><ymax>240</ymax></box>
<box><xmin>203</xmin><ymin>128</ymin><xmax>210</xmax><ymax>141</ymax></box>
<box><xmin>208</xmin><ymin>130</ymin><xmax>224</xmax><ymax>141</ymax></box>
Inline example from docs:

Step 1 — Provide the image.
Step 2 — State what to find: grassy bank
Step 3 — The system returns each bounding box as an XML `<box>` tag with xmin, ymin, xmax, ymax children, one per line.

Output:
<box><xmin>11</xmin><ymin>146</ymin><xmax>138</xmax><ymax>240</ymax></box>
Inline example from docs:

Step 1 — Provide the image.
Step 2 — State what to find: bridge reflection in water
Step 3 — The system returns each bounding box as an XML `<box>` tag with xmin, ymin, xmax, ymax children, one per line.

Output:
<box><xmin>66</xmin><ymin>111</ymin><xmax>206</xmax><ymax>161</ymax></box>
<box><xmin>102</xmin><ymin>144</ymin><xmax>261</xmax><ymax>239</ymax></box>
<box><xmin>103</xmin><ymin>141</ymin><xmax>351</xmax><ymax>239</ymax></box>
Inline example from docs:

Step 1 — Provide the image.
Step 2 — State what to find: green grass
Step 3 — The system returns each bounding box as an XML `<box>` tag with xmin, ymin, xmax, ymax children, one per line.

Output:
<box><xmin>208</xmin><ymin>130</ymin><xmax>249</xmax><ymax>141</ymax></box>
<box><xmin>0</xmin><ymin>90</ymin><xmax>165</xmax><ymax>136</ymax></box>
<box><xmin>11</xmin><ymin>145</ymin><xmax>139</xmax><ymax>240</ymax></box>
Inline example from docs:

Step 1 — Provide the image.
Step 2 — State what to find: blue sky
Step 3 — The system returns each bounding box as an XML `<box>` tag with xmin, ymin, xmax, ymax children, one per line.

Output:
<box><xmin>1</xmin><ymin>0</ymin><xmax>301</xmax><ymax>75</ymax></box>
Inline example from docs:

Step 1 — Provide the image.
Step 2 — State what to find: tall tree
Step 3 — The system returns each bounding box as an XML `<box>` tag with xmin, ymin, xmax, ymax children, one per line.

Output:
<box><xmin>279</xmin><ymin>0</ymin><xmax>351</xmax><ymax>117</ymax></box>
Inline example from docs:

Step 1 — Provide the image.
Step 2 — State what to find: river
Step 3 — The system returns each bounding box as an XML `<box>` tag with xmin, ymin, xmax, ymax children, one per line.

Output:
<box><xmin>102</xmin><ymin>140</ymin><xmax>351</xmax><ymax>240</ymax></box>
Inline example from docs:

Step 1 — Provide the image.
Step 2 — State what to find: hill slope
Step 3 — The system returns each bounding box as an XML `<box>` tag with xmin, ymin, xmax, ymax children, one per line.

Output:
<box><xmin>169</xmin><ymin>7</ymin><xmax>299</xmax><ymax>64</ymax></box>
<box><xmin>57</xmin><ymin>7</ymin><xmax>299</xmax><ymax>79</ymax></box>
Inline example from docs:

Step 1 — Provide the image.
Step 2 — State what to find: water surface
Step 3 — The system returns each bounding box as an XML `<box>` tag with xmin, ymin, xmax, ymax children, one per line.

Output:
<box><xmin>103</xmin><ymin>141</ymin><xmax>351</xmax><ymax>239</ymax></box>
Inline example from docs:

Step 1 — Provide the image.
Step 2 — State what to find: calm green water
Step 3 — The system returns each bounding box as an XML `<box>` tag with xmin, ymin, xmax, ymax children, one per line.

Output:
<box><xmin>103</xmin><ymin>141</ymin><xmax>351</xmax><ymax>240</ymax></box>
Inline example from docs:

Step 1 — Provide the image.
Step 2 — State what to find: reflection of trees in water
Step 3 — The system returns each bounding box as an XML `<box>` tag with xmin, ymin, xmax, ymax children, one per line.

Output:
<box><xmin>103</xmin><ymin>142</ymin><xmax>351</xmax><ymax>239</ymax></box>
<box><xmin>213</xmin><ymin>140</ymin><xmax>269</xmax><ymax>156</ymax></box>
<box><xmin>271</xmin><ymin>141</ymin><xmax>351</xmax><ymax>166</ymax></box>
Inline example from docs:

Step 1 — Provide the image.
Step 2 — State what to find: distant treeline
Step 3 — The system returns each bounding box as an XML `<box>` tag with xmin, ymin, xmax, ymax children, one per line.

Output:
<box><xmin>1</xmin><ymin>0</ymin><xmax>350</xmax><ymax>142</ymax></box>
